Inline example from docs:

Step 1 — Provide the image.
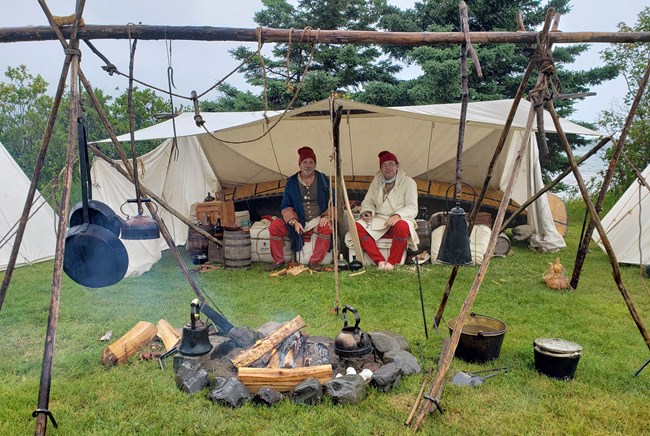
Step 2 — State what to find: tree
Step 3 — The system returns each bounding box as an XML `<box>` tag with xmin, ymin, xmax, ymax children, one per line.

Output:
<box><xmin>220</xmin><ymin>0</ymin><xmax>402</xmax><ymax>109</ymax></box>
<box><xmin>597</xmin><ymin>7</ymin><xmax>650</xmax><ymax>197</ymax></box>
<box><xmin>213</xmin><ymin>0</ymin><xmax>618</xmax><ymax>181</ymax></box>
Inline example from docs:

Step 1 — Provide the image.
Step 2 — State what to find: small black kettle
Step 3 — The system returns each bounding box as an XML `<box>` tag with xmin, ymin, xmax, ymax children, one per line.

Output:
<box><xmin>178</xmin><ymin>299</ymin><xmax>212</xmax><ymax>356</ymax></box>
<box><xmin>334</xmin><ymin>305</ymin><xmax>372</xmax><ymax>358</ymax></box>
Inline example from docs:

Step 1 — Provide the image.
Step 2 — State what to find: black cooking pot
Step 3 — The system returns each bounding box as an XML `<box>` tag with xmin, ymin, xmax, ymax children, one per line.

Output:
<box><xmin>334</xmin><ymin>305</ymin><xmax>372</xmax><ymax>358</ymax></box>
<box><xmin>63</xmin><ymin>120</ymin><xmax>129</xmax><ymax>288</ymax></box>
<box><xmin>69</xmin><ymin>199</ymin><xmax>124</xmax><ymax>237</ymax></box>
<box><xmin>63</xmin><ymin>223</ymin><xmax>129</xmax><ymax>288</ymax></box>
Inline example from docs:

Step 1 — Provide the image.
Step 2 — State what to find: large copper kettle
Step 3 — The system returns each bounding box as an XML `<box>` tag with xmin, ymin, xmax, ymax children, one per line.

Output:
<box><xmin>334</xmin><ymin>305</ymin><xmax>372</xmax><ymax>358</ymax></box>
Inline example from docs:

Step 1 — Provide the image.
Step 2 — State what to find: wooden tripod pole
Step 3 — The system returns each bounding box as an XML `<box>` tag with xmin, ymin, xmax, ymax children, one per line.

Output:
<box><xmin>0</xmin><ymin>58</ymin><xmax>70</xmax><ymax>312</ymax></box>
<box><xmin>433</xmin><ymin>61</ymin><xmax>535</xmax><ymax>328</ymax></box>
<box><xmin>546</xmin><ymin>100</ymin><xmax>650</xmax><ymax>350</ymax></box>
<box><xmin>414</xmin><ymin>10</ymin><xmax>557</xmax><ymax>430</ymax></box>
<box><xmin>570</xmin><ymin>58</ymin><xmax>650</xmax><ymax>289</ymax></box>
<box><xmin>33</xmin><ymin>1</ymin><xmax>86</xmax><ymax>433</ymax></box>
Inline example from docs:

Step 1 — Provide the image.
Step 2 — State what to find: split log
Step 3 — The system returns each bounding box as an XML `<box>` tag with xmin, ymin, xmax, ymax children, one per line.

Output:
<box><xmin>231</xmin><ymin>315</ymin><xmax>305</xmax><ymax>368</ymax></box>
<box><xmin>237</xmin><ymin>364</ymin><xmax>332</xmax><ymax>393</ymax></box>
<box><xmin>156</xmin><ymin>319</ymin><xmax>181</xmax><ymax>351</ymax></box>
<box><xmin>101</xmin><ymin>321</ymin><xmax>157</xmax><ymax>366</ymax></box>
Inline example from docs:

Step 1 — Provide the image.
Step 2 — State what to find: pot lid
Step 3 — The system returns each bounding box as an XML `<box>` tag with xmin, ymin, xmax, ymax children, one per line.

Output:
<box><xmin>533</xmin><ymin>338</ymin><xmax>582</xmax><ymax>354</ymax></box>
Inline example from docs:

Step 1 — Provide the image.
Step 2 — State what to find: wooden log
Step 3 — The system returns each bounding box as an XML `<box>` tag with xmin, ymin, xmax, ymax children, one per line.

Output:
<box><xmin>156</xmin><ymin>319</ymin><xmax>181</xmax><ymax>351</ymax></box>
<box><xmin>101</xmin><ymin>321</ymin><xmax>158</xmax><ymax>366</ymax></box>
<box><xmin>231</xmin><ymin>316</ymin><xmax>305</xmax><ymax>368</ymax></box>
<box><xmin>237</xmin><ymin>364</ymin><xmax>332</xmax><ymax>393</ymax></box>
<box><xmin>2</xmin><ymin>25</ymin><xmax>650</xmax><ymax>45</ymax></box>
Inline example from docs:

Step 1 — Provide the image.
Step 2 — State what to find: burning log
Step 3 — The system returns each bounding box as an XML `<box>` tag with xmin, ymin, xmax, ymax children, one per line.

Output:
<box><xmin>101</xmin><ymin>321</ymin><xmax>158</xmax><ymax>366</ymax></box>
<box><xmin>156</xmin><ymin>319</ymin><xmax>181</xmax><ymax>351</ymax></box>
<box><xmin>237</xmin><ymin>364</ymin><xmax>333</xmax><ymax>393</ymax></box>
<box><xmin>231</xmin><ymin>315</ymin><xmax>306</xmax><ymax>368</ymax></box>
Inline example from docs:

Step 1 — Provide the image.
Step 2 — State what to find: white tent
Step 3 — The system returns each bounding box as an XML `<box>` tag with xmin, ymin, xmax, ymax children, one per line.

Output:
<box><xmin>93</xmin><ymin>98</ymin><xmax>602</xmax><ymax>276</ymax></box>
<box><xmin>593</xmin><ymin>164</ymin><xmax>650</xmax><ymax>265</ymax></box>
<box><xmin>0</xmin><ymin>141</ymin><xmax>58</xmax><ymax>271</ymax></box>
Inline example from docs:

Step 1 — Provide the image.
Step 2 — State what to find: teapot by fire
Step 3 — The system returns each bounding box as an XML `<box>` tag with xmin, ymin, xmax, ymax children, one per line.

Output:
<box><xmin>334</xmin><ymin>305</ymin><xmax>372</xmax><ymax>358</ymax></box>
<box><xmin>178</xmin><ymin>299</ymin><xmax>213</xmax><ymax>356</ymax></box>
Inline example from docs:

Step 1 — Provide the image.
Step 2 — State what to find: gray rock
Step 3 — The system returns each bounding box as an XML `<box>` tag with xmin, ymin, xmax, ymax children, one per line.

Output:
<box><xmin>370</xmin><ymin>362</ymin><xmax>402</xmax><ymax>392</ymax></box>
<box><xmin>368</xmin><ymin>330</ymin><xmax>410</xmax><ymax>355</ymax></box>
<box><xmin>175</xmin><ymin>360</ymin><xmax>209</xmax><ymax>394</ymax></box>
<box><xmin>324</xmin><ymin>374</ymin><xmax>367</xmax><ymax>404</ymax></box>
<box><xmin>252</xmin><ymin>387</ymin><xmax>284</xmax><ymax>406</ymax></box>
<box><xmin>206</xmin><ymin>376</ymin><xmax>251</xmax><ymax>408</ymax></box>
<box><xmin>209</xmin><ymin>335</ymin><xmax>235</xmax><ymax>359</ymax></box>
<box><xmin>382</xmin><ymin>350</ymin><xmax>421</xmax><ymax>375</ymax></box>
<box><xmin>172</xmin><ymin>354</ymin><xmax>202</xmax><ymax>373</ymax></box>
<box><xmin>228</xmin><ymin>327</ymin><xmax>257</xmax><ymax>348</ymax></box>
<box><xmin>289</xmin><ymin>377</ymin><xmax>323</xmax><ymax>406</ymax></box>
<box><xmin>256</xmin><ymin>321</ymin><xmax>284</xmax><ymax>338</ymax></box>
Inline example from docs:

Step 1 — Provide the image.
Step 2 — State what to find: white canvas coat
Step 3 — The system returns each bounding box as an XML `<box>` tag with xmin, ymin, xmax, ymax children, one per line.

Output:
<box><xmin>358</xmin><ymin>169</ymin><xmax>420</xmax><ymax>250</ymax></box>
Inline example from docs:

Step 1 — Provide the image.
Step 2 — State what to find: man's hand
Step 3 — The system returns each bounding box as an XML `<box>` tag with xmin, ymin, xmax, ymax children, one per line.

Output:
<box><xmin>361</xmin><ymin>211</ymin><xmax>373</xmax><ymax>223</ymax></box>
<box><xmin>384</xmin><ymin>214</ymin><xmax>401</xmax><ymax>227</ymax></box>
<box><xmin>319</xmin><ymin>216</ymin><xmax>329</xmax><ymax>228</ymax></box>
<box><xmin>293</xmin><ymin>221</ymin><xmax>305</xmax><ymax>234</ymax></box>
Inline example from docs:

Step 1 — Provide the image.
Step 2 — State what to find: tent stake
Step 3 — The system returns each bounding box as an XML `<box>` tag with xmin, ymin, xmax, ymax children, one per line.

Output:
<box><xmin>570</xmin><ymin>58</ymin><xmax>650</xmax><ymax>289</ymax></box>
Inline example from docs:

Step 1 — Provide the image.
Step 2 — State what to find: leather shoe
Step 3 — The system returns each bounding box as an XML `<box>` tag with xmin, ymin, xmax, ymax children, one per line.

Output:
<box><xmin>309</xmin><ymin>262</ymin><xmax>323</xmax><ymax>272</ymax></box>
<box><xmin>267</xmin><ymin>261</ymin><xmax>286</xmax><ymax>272</ymax></box>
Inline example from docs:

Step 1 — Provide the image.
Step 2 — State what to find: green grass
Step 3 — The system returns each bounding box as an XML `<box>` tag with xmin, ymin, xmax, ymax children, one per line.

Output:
<box><xmin>1</xmin><ymin>203</ymin><xmax>649</xmax><ymax>435</ymax></box>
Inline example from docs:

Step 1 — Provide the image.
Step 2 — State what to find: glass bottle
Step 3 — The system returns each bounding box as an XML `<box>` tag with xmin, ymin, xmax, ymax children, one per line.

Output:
<box><xmin>349</xmin><ymin>255</ymin><xmax>363</xmax><ymax>271</ymax></box>
<box><xmin>213</xmin><ymin>218</ymin><xmax>224</xmax><ymax>240</ymax></box>
<box><xmin>337</xmin><ymin>254</ymin><xmax>349</xmax><ymax>271</ymax></box>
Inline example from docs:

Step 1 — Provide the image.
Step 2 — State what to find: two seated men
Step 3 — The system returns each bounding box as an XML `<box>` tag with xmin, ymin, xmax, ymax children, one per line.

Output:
<box><xmin>267</xmin><ymin>147</ymin><xmax>419</xmax><ymax>271</ymax></box>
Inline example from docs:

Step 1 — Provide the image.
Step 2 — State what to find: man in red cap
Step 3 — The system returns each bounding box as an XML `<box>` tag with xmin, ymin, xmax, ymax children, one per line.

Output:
<box><xmin>268</xmin><ymin>146</ymin><xmax>332</xmax><ymax>271</ymax></box>
<box><xmin>355</xmin><ymin>150</ymin><xmax>419</xmax><ymax>270</ymax></box>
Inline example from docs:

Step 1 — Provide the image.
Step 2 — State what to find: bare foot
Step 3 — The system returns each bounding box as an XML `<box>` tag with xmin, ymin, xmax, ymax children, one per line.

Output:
<box><xmin>384</xmin><ymin>262</ymin><xmax>394</xmax><ymax>270</ymax></box>
<box><xmin>377</xmin><ymin>261</ymin><xmax>387</xmax><ymax>270</ymax></box>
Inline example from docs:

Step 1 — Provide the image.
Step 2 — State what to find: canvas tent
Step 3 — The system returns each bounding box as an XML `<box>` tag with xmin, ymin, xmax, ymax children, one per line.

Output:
<box><xmin>592</xmin><ymin>163</ymin><xmax>650</xmax><ymax>266</ymax></box>
<box><xmin>0</xmin><ymin>141</ymin><xmax>58</xmax><ymax>271</ymax></box>
<box><xmin>93</xmin><ymin>98</ymin><xmax>601</xmax><ymax>276</ymax></box>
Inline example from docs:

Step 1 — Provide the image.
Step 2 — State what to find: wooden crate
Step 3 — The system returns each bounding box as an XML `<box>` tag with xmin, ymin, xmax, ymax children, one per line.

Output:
<box><xmin>195</xmin><ymin>200</ymin><xmax>235</xmax><ymax>227</ymax></box>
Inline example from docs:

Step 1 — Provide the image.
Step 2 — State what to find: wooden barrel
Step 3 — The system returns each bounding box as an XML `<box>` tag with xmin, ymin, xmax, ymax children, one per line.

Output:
<box><xmin>223</xmin><ymin>229</ymin><xmax>252</xmax><ymax>269</ymax></box>
<box><xmin>186</xmin><ymin>224</ymin><xmax>210</xmax><ymax>257</ymax></box>
<box><xmin>415</xmin><ymin>219</ymin><xmax>431</xmax><ymax>255</ymax></box>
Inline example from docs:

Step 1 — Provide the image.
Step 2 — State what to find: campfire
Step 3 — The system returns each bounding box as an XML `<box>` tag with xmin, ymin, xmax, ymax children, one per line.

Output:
<box><xmin>101</xmin><ymin>306</ymin><xmax>421</xmax><ymax>407</ymax></box>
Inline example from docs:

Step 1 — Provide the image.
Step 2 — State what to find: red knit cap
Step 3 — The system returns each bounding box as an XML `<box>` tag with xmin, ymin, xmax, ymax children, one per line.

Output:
<box><xmin>298</xmin><ymin>146</ymin><xmax>316</xmax><ymax>165</ymax></box>
<box><xmin>378</xmin><ymin>150</ymin><xmax>398</xmax><ymax>166</ymax></box>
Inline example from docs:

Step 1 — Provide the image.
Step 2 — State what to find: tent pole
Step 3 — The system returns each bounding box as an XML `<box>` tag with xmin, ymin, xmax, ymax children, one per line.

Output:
<box><xmin>546</xmin><ymin>100</ymin><xmax>650</xmax><ymax>350</ymax></box>
<box><xmin>570</xmin><ymin>58</ymin><xmax>650</xmax><ymax>289</ymax></box>
<box><xmin>499</xmin><ymin>135</ymin><xmax>611</xmax><ymax>231</ymax></box>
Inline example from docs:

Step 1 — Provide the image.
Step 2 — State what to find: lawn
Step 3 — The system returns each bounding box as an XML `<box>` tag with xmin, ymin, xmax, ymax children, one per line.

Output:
<box><xmin>1</xmin><ymin>201</ymin><xmax>649</xmax><ymax>435</ymax></box>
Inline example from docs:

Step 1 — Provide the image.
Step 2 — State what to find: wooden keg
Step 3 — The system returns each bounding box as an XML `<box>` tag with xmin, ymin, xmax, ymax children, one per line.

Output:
<box><xmin>186</xmin><ymin>223</ymin><xmax>211</xmax><ymax>257</ymax></box>
<box><xmin>223</xmin><ymin>229</ymin><xmax>252</xmax><ymax>269</ymax></box>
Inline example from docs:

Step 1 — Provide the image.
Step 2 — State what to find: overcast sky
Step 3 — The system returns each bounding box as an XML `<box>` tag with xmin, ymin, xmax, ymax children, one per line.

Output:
<box><xmin>0</xmin><ymin>0</ymin><xmax>644</xmax><ymax>125</ymax></box>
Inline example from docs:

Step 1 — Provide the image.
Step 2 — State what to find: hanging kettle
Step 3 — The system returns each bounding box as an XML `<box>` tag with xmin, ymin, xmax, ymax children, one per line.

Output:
<box><xmin>178</xmin><ymin>299</ymin><xmax>212</xmax><ymax>356</ymax></box>
<box><xmin>334</xmin><ymin>305</ymin><xmax>372</xmax><ymax>358</ymax></box>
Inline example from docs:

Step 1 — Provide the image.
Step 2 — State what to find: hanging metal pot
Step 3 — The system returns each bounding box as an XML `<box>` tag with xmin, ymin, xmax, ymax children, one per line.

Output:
<box><xmin>334</xmin><ymin>305</ymin><xmax>372</xmax><ymax>358</ymax></box>
<box><xmin>69</xmin><ymin>199</ymin><xmax>124</xmax><ymax>237</ymax></box>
